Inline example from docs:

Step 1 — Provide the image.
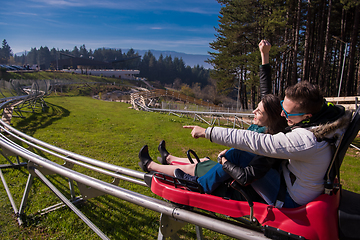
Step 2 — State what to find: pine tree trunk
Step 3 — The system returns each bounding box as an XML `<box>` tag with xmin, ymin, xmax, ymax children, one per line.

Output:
<box><xmin>292</xmin><ymin>0</ymin><xmax>301</xmax><ymax>85</ymax></box>
<box><xmin>346</xmin><ymin>5</ymin><xmax>360</xmax><ymax>96</ymax></box>
<box><xmin>279</xmin><ymin>19</ymin><xmax>289</xmax><ymax>97</ymax></box>
<box><xmin>313</xmin><ymin>0</ymin><xmax>327</xmax><ymax>85</ymax></box>
<box><xmin>335</xmin><ymin>9</ymin><xmax>347</xmax><ymax>97</ymax></box>
<box><xmin>251</xmin><ymin>85</ymin><xmax>256</xmax><ymax>110</ymax></box>
<box><xmin>302</xmin><ymin>0</ymin><xmax>312</xmax><ymax>82</ymax></box>
<box><xmin>320</xmin><ymin>0</ymin><xmax>332</xmax><ymax>95</ymax></box>
<box><xmin>330</xmin><ymin>48</ymin><xmax>338</xmax><ymax>96</ymax></box>
<box><xmin>357</xmin><ymin>61</ymin><xmax>360</xmax><ymax>95</ymax></box>
<box><xmin>243</xmin><ymin>67</ymin><xmax>248</xmax><ymax>110</ymax></box>
<box><xmin>240</xmin><ymin>66</ymin><xmax>245</xmax><ymax>110</ymax></box>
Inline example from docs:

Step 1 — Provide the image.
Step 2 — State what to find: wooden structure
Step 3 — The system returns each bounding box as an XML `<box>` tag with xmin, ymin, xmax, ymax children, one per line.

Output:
<box><xmin>325</xmin><ymin>96</ymin><xmax>359</xmax><ymax>110</ymax></box>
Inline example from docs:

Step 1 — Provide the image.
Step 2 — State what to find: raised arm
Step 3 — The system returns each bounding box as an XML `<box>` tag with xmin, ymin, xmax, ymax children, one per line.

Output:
<box><xmin>259</xmin><ymin>40</ymin><xmax>272</xmax><ymax>98</ymax></box>
<box><xmin>259</xmin><ymin>39</ymin><xmax>271</xmax><ymax>65</ymax></box>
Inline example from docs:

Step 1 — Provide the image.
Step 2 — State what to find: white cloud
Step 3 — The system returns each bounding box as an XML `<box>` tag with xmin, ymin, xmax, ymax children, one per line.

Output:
<box><xmin>30</xmin><ymin>0</ymin><xmax>87</xmax><ymax>7</ymax></box>
<box><xmin>29</xmin><ymin>0</ymin><xmax>220</xmax><ymax>14</ymax></box>
<box><xmin>3</xmin><ymin>0</ymin><xmax>219</xmax><ymax>55</ymax></box>
<box><xmin>13</xmin><ymin>12</ymin><xmax>38</xmax><ymax>16</ymax></box>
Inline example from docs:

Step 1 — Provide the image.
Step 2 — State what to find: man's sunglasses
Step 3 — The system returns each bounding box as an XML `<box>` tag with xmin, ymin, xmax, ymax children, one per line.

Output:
<box><xmin>280</xmin><ymin>100</ymin><xmax>307</xmax><ymax>118</ymax></box>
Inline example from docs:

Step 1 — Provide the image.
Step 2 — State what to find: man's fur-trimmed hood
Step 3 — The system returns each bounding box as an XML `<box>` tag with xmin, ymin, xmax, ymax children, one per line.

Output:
<box><xmin>310</xmin><ymin>110</ymin><xmax>352</xmax><ymax>142</ymax></box>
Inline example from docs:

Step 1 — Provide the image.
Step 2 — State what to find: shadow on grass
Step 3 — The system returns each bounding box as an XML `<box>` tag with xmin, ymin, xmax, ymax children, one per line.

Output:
<box><xmin>21</xmin><ymin>183</ymin><xmax>198</xmax><ymax>239</ymax></box>
<box><xmin>13</xmin><ymin>103</ymin><xmax>70</xmax><ymax>136</ymax></box>
<box><xmin>15</xmin><ymin>170</ymin><xmax>161</xmax><ymax>238</ymax></box>
<box><xmin>82</xmin><ymin>194</ymin><xmax>198</xmax><ymax>239</ymax></box>
<box><xmin>352</xmin><ymin>136</ymin><xmax>360</xmax><ymax>146</ymax></box>
<box><xmin>85</xmin><ymin>194</ymin><xmax>199</xmax><ymax>239</ymax></box>
<box><xmin>83</xmin><ymin>195</ymin><xmax>159</xmax><ymax>239</ymax></box>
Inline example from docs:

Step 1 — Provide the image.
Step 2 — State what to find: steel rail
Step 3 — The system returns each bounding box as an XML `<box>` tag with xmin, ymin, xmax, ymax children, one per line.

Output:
<box><xmin>131</xmin><ymin>91</ymin><xmax>255</xmax><ymax>130</ymax></box>
<box><xmin>0</xmin><ymin>119</ymin><xmax>145</xmax><ymax>181</ymax></box>
<box><xmin>0</xmin><ymin>169</ymin><xmax>20</xmax><ymax>219</ymax></box>
<box><xmin>0</xmin><ymin>126</ymin><xmax>147</xmax><ymax>186</ymax></box>
<box><xmin>0</xmin><ymin>85</ymin><xmax>269</xmax><ymax>239</ymax></box>
<box><xmin>31</xmin><ymin>167</ymin><xmax>110</xmax><ymax>240</ymax></box>
<box><xmin>0</xmin><ymin>134</ymin><xmax>267</xmax><ymax>239</ymax></box>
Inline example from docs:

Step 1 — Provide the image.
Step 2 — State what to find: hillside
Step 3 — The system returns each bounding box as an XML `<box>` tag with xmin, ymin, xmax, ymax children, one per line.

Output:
<box><xmin>0</xmin><ymin>71</ymin><xmax>139</xmax><ymax>86</ymax></box>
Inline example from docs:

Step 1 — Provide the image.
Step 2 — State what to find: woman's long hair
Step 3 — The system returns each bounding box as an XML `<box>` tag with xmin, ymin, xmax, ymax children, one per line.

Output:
<box><xmin>261</xmin><ymin>94</ymin><xmax>288</xmax><ymax>134</ymax></box>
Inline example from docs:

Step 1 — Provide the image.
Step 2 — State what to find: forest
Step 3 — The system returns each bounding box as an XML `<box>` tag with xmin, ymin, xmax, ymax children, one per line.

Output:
<box><xmin>8</xmin><ymin>46</ymin><xmax>211</xmax><ymax>89</ymax></box>
<box><xmin>1</xmin><ymin>40</ymin><xmax>218</xmax><ymax>106</ymax></box>
<box><xmin>208</xmin><ymin>0</ymin><xmax>360</xmax><ymax>109</ymax></box>
<box><xmin>1</xmin><ymin>0</ymin><xmax>360</xmax><ymax>110</ymax></box>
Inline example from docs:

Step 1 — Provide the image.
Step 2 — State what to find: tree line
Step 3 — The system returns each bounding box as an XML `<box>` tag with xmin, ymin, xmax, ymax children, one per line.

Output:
<box><xmin>0</xmin><ymin>43</ymin><xmax>210</xmax><ymax>89</ymax></box>
<box><xmin>208</xmin><ymin>0</ymin><xmax>360</xmax><ymax>110</ymax></box>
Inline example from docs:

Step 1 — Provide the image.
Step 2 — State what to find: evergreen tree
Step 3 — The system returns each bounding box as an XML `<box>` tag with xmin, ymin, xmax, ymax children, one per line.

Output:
<box><xmin>72</xmin><ymin>46</ymin><xmax>80</xmax><ymax>57</ymax></box>
<box><xmin>0</xmin><ymin>39</ymin><xmax>12</xmax><ymax>64</ymax></box>
<box><xmin>39</xmin><ymin>46</ymin><xmax>51</xmax><ymax>69</ymax></box>
<box><xmin>79</xmin><ymin>44</ymin><xmax>88</xmax><ymax>58</ymax></box>
<box><xmin>209</xmin><ymin>0</ymin><xmax>360</xmax><ymax>107</ymax></box>
<box><xmin>27</xmin><ymin>47</ymin><xmax>38</xmax><ymax>66</ymax></box>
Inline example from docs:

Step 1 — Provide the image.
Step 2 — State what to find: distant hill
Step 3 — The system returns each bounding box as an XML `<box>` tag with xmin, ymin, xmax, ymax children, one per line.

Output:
<box><xmin>124</xmin><ymin>49</ymin><xmax>213</xmax><ymax>69</ymax></box>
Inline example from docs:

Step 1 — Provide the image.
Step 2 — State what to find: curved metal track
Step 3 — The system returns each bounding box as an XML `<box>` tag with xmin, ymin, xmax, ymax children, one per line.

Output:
<box><xmin>0</xmin><ymin>81</ymin><xmax>267</xmax><ymax>240</ymax></box>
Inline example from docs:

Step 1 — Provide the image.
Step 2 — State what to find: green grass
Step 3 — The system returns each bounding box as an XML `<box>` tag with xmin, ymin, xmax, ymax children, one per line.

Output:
<box><xmin>1</xmin><ymin>71</ymin><xmax>130</xmax><ymax>84</ymax></box>
<box><xmin>0</xmin><ymin>95</ymin><xmax>359</xmax><ymax>240</ymax></box>
<box><xmin>340</xmin><ymin>138</ymin><xmax>360</xmax><ymax>193</ymax></box>
<box><xmin>0</xmin><ymin>95</ymin><xmax>229</xmax><ymax>240</ymax></box>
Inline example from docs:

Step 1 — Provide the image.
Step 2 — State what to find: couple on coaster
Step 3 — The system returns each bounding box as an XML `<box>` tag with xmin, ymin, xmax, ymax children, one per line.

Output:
<box><xmin>138</xmin><ymin>40</ymin><xmax>351</xmax><ymax>209</ymax></box>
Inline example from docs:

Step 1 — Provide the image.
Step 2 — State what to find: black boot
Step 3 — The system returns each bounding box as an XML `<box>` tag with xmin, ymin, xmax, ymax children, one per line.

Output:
<box><xmin>158</xmin><ymin>140</ymin><xmax>169</xmax><ymax>165</ymax></box>
<box><xmin>174</xmin><ymin>168</ymin><xmax>203</xmax><ymax>192</ymax></box>
<box><xmin>174</xmin><ymin>168</ymin><xmax>198</xmax><ymax>183</ymax></box>
<box><xmin>138</xmin><ymin>145</ymin><xmax>153</xmax><ymax>172</ymax></box>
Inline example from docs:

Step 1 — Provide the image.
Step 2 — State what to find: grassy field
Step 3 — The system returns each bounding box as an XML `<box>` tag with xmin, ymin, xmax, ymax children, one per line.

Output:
<box><xmin>0</xmin><ymin>94</ymin><xmax>359</xmax><ymax>240</ymax></box>
<box><xmin>1</xmin><ymin>70</ymin><xmax>129</xmax><ymax>84</ymax></box>
<box><xmin>0</xmin><ymin>95</ymin><xmax>230</xmax><ymax>240</ymax></box>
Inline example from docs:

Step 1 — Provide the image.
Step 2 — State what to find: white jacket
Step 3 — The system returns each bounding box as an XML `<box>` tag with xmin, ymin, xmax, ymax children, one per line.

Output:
<box><xmin>206</xmin><ymin>113</ymin><xmax>350</xmax><ymax>205</ymax></box>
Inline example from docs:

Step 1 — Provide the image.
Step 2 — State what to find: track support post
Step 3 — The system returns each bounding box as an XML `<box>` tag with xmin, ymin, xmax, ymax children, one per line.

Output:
<box><xmin>157</xmin><ymin>213</ymin><xmax>204</xmax><ymax>240</ymax></box>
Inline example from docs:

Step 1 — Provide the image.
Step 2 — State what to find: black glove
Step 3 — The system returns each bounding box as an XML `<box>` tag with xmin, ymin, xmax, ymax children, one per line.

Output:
<box><xmin>222</xmin><ymin>155</ymin><xmax>282</xmax><ymax>186</ymax></box>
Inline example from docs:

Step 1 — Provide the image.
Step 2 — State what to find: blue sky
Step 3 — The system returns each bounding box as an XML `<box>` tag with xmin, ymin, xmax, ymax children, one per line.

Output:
<box><xmin>1</xmin><ymin>0</ymin><xmax>221</xmax><ymax>56</ymax></box>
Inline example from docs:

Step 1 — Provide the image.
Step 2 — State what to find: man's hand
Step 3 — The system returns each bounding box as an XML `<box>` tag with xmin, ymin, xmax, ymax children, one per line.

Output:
<box><xmin>183</xmin><ymin>125</ymin><xmax>206</xmax><ymax>139</ymax></box>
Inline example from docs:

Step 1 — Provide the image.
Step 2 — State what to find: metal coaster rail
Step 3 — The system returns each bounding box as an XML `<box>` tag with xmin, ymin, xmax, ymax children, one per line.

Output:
<box><xmin>131</xmin><ymin>88</ymin><xmax>255</xmax><ymax>129</ymax></box>
<box><xmin>0</xmin><ymin>81</ymin><xmax>268</xmax><ymax>239</ymax></box>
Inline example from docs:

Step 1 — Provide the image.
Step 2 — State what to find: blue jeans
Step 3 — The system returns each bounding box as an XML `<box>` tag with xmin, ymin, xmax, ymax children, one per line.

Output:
<box><xmin>197</xmin><ymin>148</ymin><xmax>255</xmax><ymax>194</ymax></box>
<box><xmin>197</xmin><ymin>148</ymin><xmax>298</xmax><ymax>207</ymax></box>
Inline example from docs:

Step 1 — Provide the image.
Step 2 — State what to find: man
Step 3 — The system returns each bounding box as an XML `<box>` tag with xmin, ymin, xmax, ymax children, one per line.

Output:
<box><xmin>183</xmin><ymin>81</ymin><xmax>351</xmax><ymax>207</ymax></box>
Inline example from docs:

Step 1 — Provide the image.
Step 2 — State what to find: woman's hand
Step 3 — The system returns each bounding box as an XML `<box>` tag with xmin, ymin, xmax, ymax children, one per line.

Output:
<box><xmin>259</xmin><ymin>39</ymin><xmax>271</xmax><ymax>54</ymax></box>
<box><xmin>183</xmin><ymin>125</ymin><xmax>206</xmax><ymax>139</ymax></box>
<box><xmin>259</xmin><ymin>40</ymin><xmax>271</xmax><ymax>65</ymax></box>
<box><xmin>217</xmin><ymin>149</ymin><xmax>228</xmax><ymax>165</ymax></box>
